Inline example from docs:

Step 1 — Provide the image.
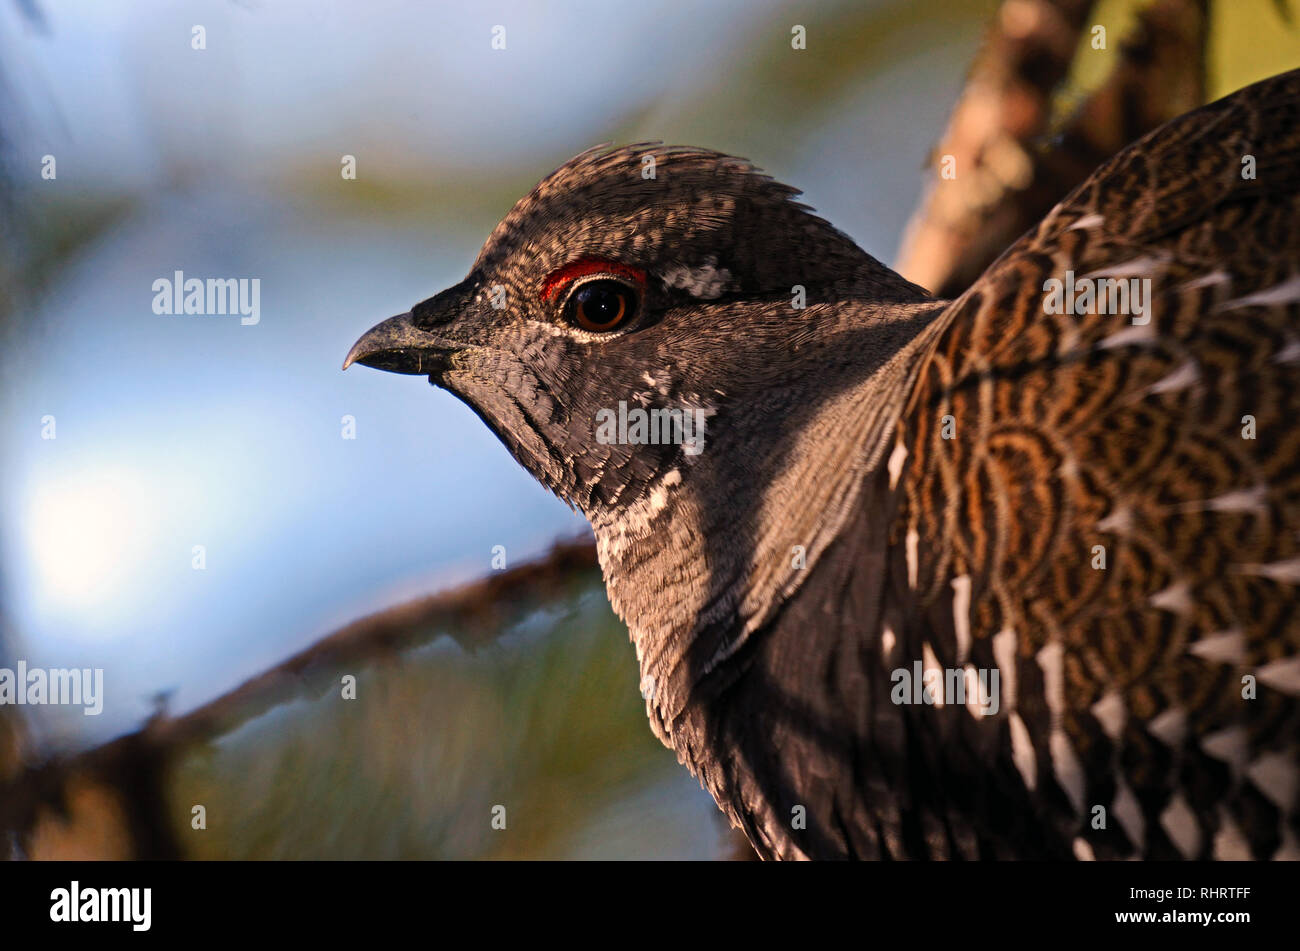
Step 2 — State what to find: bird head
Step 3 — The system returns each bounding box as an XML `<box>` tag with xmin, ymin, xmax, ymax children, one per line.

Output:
<box><xmin>345</xmin><ymin>144</ymin><xmax>928</xmax><ymax>516</ymax></box>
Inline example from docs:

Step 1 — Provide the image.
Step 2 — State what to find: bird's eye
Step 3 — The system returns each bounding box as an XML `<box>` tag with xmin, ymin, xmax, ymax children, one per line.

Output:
<box><xmin>566</xmin><ymin>279</ymin><xmax>638</xmax><ymax>333</ymax></box>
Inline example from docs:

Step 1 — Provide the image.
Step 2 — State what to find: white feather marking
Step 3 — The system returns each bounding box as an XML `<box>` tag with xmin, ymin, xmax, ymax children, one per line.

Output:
<box><xmin>881</xmin><ymin>623</ymin><xmax>896</xmax><ymax>659</ymax></box>
<box><xmin>1236</xmin><ymin>557</ymin><xmax>1300</xmax><ymax>584</ymax></box>
<box><xmin>610</xmin><ymin>468</ymin><xmax>681</xmax><ymax>546</ymax></box>
<box><xmin>1091</xmin><ymin>691</ymin><xmax>1126</xmax><ymax>740</ymax></box>
<box><xmin>906</xmin><ymin>528</ymin><xmax>919</xmax><ymax>589</ymax></box>
<box><xmin>1276</xmin><ymin>828</ymin><xmax>1300</xmax><ymax>861</ymax></box>
<box><xmin>1083</xmin><ymin>254</ymin><xmax>1168</xmax><ymax>280</ymax></box>
<box><xmin>1146</xmin><ymin>360</ymin><xmax>1201</xmax><ymax>395</ymax></box>
<box><xmin>1189</xmin><ymin>486</ymin><xmax>1269</xmax><ymax>515</ymax></box>
<box><xmin>1097</xmin><ymin>506</ymin><xmax>1134</xmax><ymax>534</ymax></box>
<box><xmin>1068</xmin><ymin>213</ymin><xmax>1104</xmax><ymax>231</ymax></box>
<box><xmin>1058</xmin><ymin>321</ymin><xmax>1081</xmax><ymax>354</ymax></box>
<box><xmin>647</xmin><ymin>484</ymin><xmax>669</xmax><ymax>516</ymax></box>
<box><xmin>1099</xmin><ymin>321</ymin><xmax>1158</xmax><ymax>349</ymax></box>
<box><xmin>1181</xmin><ymin>269</ymin><xmax>1230</xmax><ymax>291</ymax></box>
<box><xmin>1212</xmin><ymin>809</ymin><xmax>1252</xmax><ymax>861</ymax></box>
<box><xmin>1222</xmin><ymin>274</ymin><xmax>1300</xmax><ymax>309</ymax></box>
<box><xmin>1274</xmin><ymin>337</ymin><xmax>1300</xmax><ymax>364</ymax></box>
<box><xmin>1160</xmin><ymin>793</ymin><xmax>1201</xmax><ymax>858</ymax></box>
<box><xmin>951</xmin><ymin>574</ymin><xmax>972</xmax><ymax>664</ymax></box>
<box><xmin>1072</xmin><ymin>837</ymin><xmax>1097</xmax><ymax>861</ymax></box>
<box><xmin>1050</xmin><ymin>729</ymin><xmax>1086</xmax><ymax>813</ymax></box>
<box><xmin>887</xmin><ymin>440</ymin><xmax>908</xmax><ymax>490</ymax></box>
<box><xmin>1037</xmin><ymin>641</ymin><xmax>1064</xmax><ymax>717</ymax></box>
<box><xmin>1009</xmin><ymin>712</ymin><xmax>1037</xmax><ymax>791</ymax></box>
<box><xmin>1146</xmin><ymin>708</ymin><xmax>1187</xmax><ymax>746</ymax></box>
<box><xmin>1188</xmin><ymin>629</ymin><xmax>1246</xmax><ymax>665</ymax></box>
<box><xmin>922</xmin><ymin>641</ymin><xmax>944</xmax><ymax>708</ymax></box>
<box><xmin>1201</xmin><ymin>726</ymin><xmax>1249</xmax><ymax>774</ymax></box>
<box><xmin>1113</xmin><ymin>780</ymin><xmax>1146</xmax><ymax>852</ymax></box>
<box><xmin>1256</xmin><ymin>656</ymin><xmax>1300</xmax><ymax>695</ymax></box>
<box><xmin>1149</xmin><ymin>581</ymin><xmax>1194</xmax><ymax>615</ymax></box>
<box><xmin>1246</xmin><ymin>752</ymin><xmax>1297</xmax><ymax>810</ymax></box>
<box><xmin>992</xmin><ymin>628</ymin><xmax>1018</xmax><ymax>710</ymax></box>
<box><xmin>963</xmin><ymin>665</ymin><xmax>986</xmax><ymax>720</ymax></box>
<box><xmin>661</xmin><ymin>260</ymin><xmax>734</xmax><ymax>299</ymax></box>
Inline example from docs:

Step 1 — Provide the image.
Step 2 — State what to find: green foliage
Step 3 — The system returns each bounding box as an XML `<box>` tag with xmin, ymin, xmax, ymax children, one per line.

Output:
<box><xmin>168</xmin><ymin>578</ymin><xmax>725</xmax><ymax>859</ymax></box>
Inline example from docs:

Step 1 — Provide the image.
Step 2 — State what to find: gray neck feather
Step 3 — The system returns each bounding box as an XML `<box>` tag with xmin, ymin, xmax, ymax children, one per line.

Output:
<box><xmin>589</xmin><ymin>298</ymin><xmax>949</xmax><ymax>749</ymax></box>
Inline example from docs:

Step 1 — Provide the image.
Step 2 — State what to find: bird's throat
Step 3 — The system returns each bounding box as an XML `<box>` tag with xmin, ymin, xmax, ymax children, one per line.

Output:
<box><xmin>590</xmin><ymin>299</ymin><xmax>951</xmax><ymax>748</ymax></box>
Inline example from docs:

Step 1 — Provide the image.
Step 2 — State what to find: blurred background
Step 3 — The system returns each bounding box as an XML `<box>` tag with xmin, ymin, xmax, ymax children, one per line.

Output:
<box><xmin>1</xmin><ymin>0</ymin><xmax>1297</xmax><ymax>859</ymax></box>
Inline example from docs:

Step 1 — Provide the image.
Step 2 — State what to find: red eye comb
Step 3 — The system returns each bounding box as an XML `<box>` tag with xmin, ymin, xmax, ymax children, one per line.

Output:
<box><xmin>540</xmin><ymin>257</ymin><xmax>647</xmax><ymax>301</ymax></box>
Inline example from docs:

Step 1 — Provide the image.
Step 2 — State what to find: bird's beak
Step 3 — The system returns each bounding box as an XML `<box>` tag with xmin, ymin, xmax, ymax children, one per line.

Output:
<box><xmin>343</xmin><ymin>312</ymin><xmax>451</xmax><ymax>376</ymax></box>
<box><xmin>346</xmin><ymin>276</ymin><xmax>479</xmax><ymax>376</ymax></box>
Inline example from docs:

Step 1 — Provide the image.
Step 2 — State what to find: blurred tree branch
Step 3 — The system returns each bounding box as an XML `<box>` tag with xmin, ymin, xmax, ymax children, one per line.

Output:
<box><xmin>2</xmin><ymin>536</ymin><xmax>599</xmax><ymax>859</ymax></box>
<box><xmin>895</xmin><ymin>0</ymin><xmax>1209</xmax><ymax>297</ymax></box>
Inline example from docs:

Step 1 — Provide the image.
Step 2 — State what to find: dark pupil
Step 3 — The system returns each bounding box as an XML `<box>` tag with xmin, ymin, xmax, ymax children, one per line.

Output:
<box><xmin>577</xmin><ymin>283</ymin><xmax>624</xmax><ymax>325</ymax></box>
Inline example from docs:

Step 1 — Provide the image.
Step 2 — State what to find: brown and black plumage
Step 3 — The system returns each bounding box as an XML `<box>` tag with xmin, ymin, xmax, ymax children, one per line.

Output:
<box><xmin>347</xmin><ymin>68</ymin><xmax>1300</xmax><ymax>859</ymax></box>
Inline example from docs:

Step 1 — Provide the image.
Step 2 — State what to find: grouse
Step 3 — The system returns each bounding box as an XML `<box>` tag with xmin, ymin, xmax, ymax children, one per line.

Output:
<box><xmin>346</xmin><ymin>69</ymin><xmax>1300</xmax><ymax>860</ymax></box>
